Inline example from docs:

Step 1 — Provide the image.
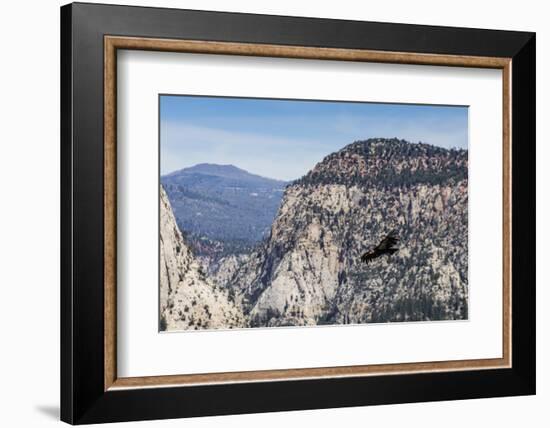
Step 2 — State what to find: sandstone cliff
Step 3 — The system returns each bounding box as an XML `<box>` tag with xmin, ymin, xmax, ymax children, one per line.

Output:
<box><xmin>228</xmin><ymin>139</ymin><xmax>468</xmax><ymax>326</ymax></box>
<box><xmin>159</xmin><ymin>187</ymin><xmax>245</xmax><ymax>331</ymax></box>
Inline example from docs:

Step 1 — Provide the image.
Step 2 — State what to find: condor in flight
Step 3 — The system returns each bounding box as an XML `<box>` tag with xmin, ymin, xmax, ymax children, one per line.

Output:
<box><xmin>361</xmin><ymin>230</ymin><xmax>399</xmax><ymax>264</ymax></box>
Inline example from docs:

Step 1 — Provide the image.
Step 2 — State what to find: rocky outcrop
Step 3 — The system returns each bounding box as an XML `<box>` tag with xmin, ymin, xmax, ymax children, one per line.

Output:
<box><xmin>159</xmin><ymin>187</ymin><xmax>245</xmax><ymax>331</ymax></box>
<box><xmin>228</xmin><ymin>139</ymin><xmax>468</xmax><ymax>326</ymax></box>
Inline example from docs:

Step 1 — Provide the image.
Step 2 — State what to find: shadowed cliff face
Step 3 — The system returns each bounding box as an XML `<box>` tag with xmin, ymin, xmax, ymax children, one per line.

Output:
<box><xmin>161</xmin><ymin>138</ymin><xmax>469</xmax><ymax>331</ymax></box>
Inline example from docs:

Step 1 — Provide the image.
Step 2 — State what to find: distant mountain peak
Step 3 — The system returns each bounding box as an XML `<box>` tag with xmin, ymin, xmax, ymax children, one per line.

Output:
<box><xmin>165</xmin><ymin>163</ymin><xmax>286</xmax><ymax>184</ymax></box>
<box><xmin>190</xmin><ymin>163</ymin><xmax>245</xmax><ymax>172</ymax></box>
<box><xmin>161</xmin><ymin>163</ymin><xmax>288</xmax><ymax>258</ymax></box>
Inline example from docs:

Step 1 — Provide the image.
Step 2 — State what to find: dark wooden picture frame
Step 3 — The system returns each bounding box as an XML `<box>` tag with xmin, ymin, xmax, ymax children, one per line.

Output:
<box><xmin>61</xmin><ymin>2</ymin><xmax>535</xmax><ymax>424</ymax></box>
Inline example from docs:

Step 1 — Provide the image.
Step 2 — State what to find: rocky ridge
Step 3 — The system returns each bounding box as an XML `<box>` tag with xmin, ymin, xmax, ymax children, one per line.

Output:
<box><xmin>228</xmin><ymin>138</ymin><xmax>468</xmax><ymax>326</ymax></box>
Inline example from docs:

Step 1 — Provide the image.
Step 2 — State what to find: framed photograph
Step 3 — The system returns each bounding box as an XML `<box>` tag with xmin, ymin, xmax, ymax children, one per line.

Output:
<box><xmin>61</xmin><ymin>2</ymin><xmax>535</xmax><ymax>424</ymax></box>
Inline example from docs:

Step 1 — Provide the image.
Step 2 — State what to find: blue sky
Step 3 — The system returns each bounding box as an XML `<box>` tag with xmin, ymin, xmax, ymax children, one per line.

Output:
<box><xmin>160</xmin><ymin>95</ymin><xmax>468</xmax><ymax>181</ymax></box>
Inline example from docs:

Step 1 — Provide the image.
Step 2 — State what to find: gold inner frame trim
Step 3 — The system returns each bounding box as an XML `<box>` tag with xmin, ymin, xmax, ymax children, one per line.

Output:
<box><xmin>104</xmin><ymin>35</ymin><xmax>512</xmax><ymax>391</ymax></box>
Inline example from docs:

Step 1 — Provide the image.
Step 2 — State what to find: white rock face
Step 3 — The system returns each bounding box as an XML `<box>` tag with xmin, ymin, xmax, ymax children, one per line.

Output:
<box><xmin>229</xmin><ymin>139</ymin><xmax>469</xmax><ymax>326</ymax></box>
<box><xmin>159</xmin><ymin>187</ymin><xmax>245</xmax><ymax>331</ymax></box>
<box><xmin>209</xmin><ymin>254</ymin><xmax>249</xmax><ymax>287</ymax></box>
<box><xmin>248</xmin><ymin>188</ymin><xmax>342</xmax><ymax>326</ymax></box>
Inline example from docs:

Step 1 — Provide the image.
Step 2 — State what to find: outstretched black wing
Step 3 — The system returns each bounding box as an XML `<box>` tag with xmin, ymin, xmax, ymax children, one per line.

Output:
<box><xmin>361</xmin><ymin>231</ymin><xmax>399</xmax><ymax>264</ymax></box>
<box><xmin>360</xmin><ymin>248</ymin><xmax>382</xmax><ymax>264</ymax></box>
<box><xmin>375</xmin><ymin>230</ymin><xmax>398</xmax><ymax>251</ymax></box>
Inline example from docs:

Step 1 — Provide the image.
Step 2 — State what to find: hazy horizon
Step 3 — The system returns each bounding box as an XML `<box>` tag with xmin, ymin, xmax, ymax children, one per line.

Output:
<box><xmin>160</xmin><ymin>95</ymin><xmax>469</xmax><ymax>181</ymax></box>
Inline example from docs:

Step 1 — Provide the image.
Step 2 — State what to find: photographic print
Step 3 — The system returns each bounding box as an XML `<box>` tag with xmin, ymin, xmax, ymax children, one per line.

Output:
<box><xmin>159</xmin><ymin>95</ymin><xmax>468</xmax><ymax>332</ymax></box>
